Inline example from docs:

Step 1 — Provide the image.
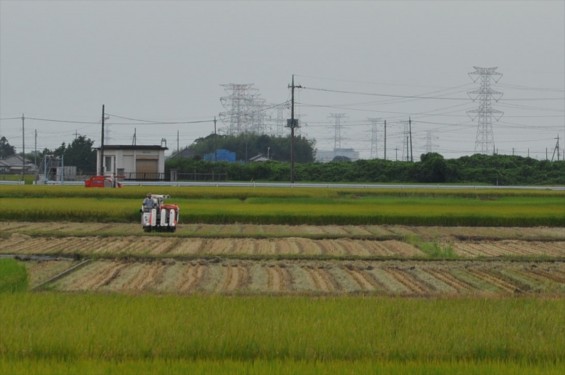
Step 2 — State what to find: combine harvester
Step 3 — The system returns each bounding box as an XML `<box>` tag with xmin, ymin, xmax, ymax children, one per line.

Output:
<box><xmin>140</xmin><ymin>194</ymin><xmax>180</xmax><ymax>232</ymax></box>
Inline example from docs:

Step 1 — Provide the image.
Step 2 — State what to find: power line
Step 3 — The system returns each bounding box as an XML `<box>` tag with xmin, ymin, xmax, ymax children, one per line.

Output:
<box><xmin>304</xmin><ymin>86</ymin><xmax>471</xmax><ymax>101</ymax></box>
<box><xmin>105</xmin><ymin>113</ymin><xmax>213</xmax><ymax>125</ymax></box>
<box><xmin>20</xmin><ymin>117</ymin><xmax>100</xmax><ymax>124</ymax></box>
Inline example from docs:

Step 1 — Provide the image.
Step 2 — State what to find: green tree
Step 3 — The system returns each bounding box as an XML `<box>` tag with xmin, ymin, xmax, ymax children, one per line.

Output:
<box><xmin>0</xmin><ymin>136</ymin><xmax>16</xmax><ymax>159</ymax></box>
<box><xmin>50</xmin><ymin>136</ymin><xmax>96</xmax><ymax>174</ymax></box>
<box><xmin>416</xmin><ymin>153</ymin><xmax>448</xmax><ymax>183</ymax></box>
<box><xmin>186</xmin><ymin>133</ymin><xmax>315</xmax><ymax>163</ymax></box>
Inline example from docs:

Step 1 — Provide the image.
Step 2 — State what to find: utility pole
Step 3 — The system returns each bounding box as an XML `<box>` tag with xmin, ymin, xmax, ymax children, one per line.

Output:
<box><xmin>287</xmin><ymin>75</ymin><xmax>301</xmax><ymax>183</ymax></box>
<box><xmin>21</xmin><ymin>114</ymin><xmax>25</xmax><ymax>182</ymax></box>
<box><xmin>176</xmin><ymin>130</ymin><xmax>180</xmax><ymax>155</ymax></box>
<box><xmin>214</xmin><ymin>116</ymin><xmax>217</xmax><ymax>162</ymax></box>
<box><xmin>384</xmin><ymin>120</ymin><xmax>387</xmax><ymax>161</ymax></box>
<box><xmin>34</xmin><ymin>129</ymin><xmax>37</xmax><ymax>168</ymax></box>
<box><xmin>551</xmin><ymin>134</ymin><xmax>560</xmax><ymax>161</ymax></box>
<box><xmin>100</xmin><ymin>105</ymin><xmax>105</xmax><ymax>176</ymax></box>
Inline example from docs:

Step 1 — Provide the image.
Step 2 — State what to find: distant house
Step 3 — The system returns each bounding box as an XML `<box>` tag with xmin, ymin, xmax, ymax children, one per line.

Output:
<box><xmin>0</xmin><ymin>155</ymin><xmax>37</xmax><ymax>173</ymax></box>
<box><xmin>169</xmin><ymin>147</ymin><xmax>196</xmax><ymax>159</ymax></box>
<box><xmin>249</xmin><ymin>154</ymin><xmax>270</xmax><ymax>162</ymax></box>
<box><xmin>95</xmin><ymin>145</ymin><xmax>168</xmax><ymax>180</ymax></box>
<box><xmin>0</xmin><ymin>159</ymin><xmax>9</xmax><ymax>173</ymax></box>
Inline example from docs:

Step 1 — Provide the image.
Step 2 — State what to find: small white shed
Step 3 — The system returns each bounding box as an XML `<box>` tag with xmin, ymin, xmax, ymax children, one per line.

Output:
<box><xmin>96</xmin><ymin>145</ymin><xmax>168</xmax><ymax>180</ymax></box>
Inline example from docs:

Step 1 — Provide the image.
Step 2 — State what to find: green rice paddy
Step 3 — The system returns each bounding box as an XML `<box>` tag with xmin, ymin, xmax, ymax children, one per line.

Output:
<box><xmin>1</xmin><ymin>185</ymin><xmax>564</xmax><ymax>225</ymax></box>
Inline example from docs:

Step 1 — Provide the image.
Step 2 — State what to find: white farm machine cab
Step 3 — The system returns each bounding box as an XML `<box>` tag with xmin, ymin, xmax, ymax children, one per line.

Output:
<box><xmin>141</xmin><ymin>194</ymin><xmax>180</xmax><ymax>232</ymax></box>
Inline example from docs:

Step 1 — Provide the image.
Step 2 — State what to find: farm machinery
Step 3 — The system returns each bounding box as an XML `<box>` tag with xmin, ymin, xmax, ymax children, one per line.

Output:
<box><xmin>140</xmin><ymin>194</ymin><xmax>179</xmax><ymax>232</ymax></box>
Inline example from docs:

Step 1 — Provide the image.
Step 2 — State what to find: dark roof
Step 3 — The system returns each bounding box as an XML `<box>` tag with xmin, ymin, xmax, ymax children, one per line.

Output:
<box><xmin>95</xmin><ymin>145</ymin><xmax>168</xmax><ymax>151</ymax></box>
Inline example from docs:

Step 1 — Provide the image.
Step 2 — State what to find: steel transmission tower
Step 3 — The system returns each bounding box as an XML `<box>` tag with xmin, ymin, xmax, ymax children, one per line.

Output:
<box><xmin>467</xmin><ymin>66</ymin><xmax>504</xmax><ymax>154</ymax></box>
<box><xmin>402</xmin><ymin>120</ymin><xmax>410</xmax><ymax>161</ymax></box>
<box><xmin>275</xmin><ymin>107</ymin><xmax>286</xmax><ymax>136</ymax></box>
<box><xmin>368</xmin><ymin>118</ymin><xmax>380</xmax><ymax>159</ymax></box>
<box><xmin>219</xmin><ymin>83</ymin><xmax>265</xmax><ymax>135</ymax></box>
<box><xmin>424</xmin><ymin>130</ymin><xmax>438</xmax><ymax>153</ymax></box>
<box><xmin>329</xmin><ymin>113</ymin><xmax>346</xmax><ymax>150</ymax></box>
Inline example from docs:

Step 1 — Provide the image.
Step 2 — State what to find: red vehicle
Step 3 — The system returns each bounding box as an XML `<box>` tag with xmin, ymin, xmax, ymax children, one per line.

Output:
<box><xmin>84</xmin><ymin>176</ymin><xmax>122</xmax><ymax>188</ymax></box>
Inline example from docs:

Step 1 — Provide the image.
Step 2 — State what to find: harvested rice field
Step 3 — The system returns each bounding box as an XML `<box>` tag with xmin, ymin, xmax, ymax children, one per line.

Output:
<box><xmin>41</xmin><ymin>258</ymin><xmax>564</xmax><ymax>296</ymax></box>
<box><xmin>2</xmin><ymin>223</ymin><xmax>563</xmax><ymax>296</ymax></box>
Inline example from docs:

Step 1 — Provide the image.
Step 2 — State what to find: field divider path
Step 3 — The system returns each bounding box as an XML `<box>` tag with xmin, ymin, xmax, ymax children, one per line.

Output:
<box><xmin>32</xmin><ymin>259</ymin><xmax>91</xmax><ymax>291</ymax></box>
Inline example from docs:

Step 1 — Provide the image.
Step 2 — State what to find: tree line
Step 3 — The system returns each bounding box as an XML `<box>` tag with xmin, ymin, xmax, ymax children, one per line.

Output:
<box><xmin>1</xmin><ymin>135</ymin><xmax>96</xmax><ymax>174</ymax></box>
<box><xmin>168</xmin><ymin>152</ymin><xmax>565</xmax><ymax>185</ymax></box>
<box><xmin>183</xmin><ymin>133</ymin><xmax>315</xmax><ymax>163</ymax></box>
<box><xmin>2</xmin><ymin>134</ymin><xmax>563</xmax><ymax>185</ymax></box>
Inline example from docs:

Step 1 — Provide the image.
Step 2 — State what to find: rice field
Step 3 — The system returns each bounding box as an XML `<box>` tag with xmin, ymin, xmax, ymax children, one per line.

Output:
<box><xmin>1</xmin><ymin>185</ymin><xmax>564</xmax><ymax>226</ymax></box>
<box><xmin>1</xmin><ymin>223</ymin><xmax>563</xmax><ymax>296</ymax></box>
<box><xmin>2</xmin><ymin>234</ymin><xmax>565</xmax><ymax>260</ymax></box>
<box><xmin>0</xmin><ymin>293</ymin><xmax>564</xmax><ymax>374</ymax></box>
<box><xmin>1</xmin><ymin>186</ymin><xmax>564</xmax><ymax>373</ymax></box>
<box><xmin>20</xmin><ymin>258</ymin><xmax>562</xmax><ymax>296</ymax></box>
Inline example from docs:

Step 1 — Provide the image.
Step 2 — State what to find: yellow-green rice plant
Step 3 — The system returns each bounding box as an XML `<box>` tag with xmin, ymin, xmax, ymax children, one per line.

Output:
<box><xmin>0</xmin><ymin>294</ymin><xmax>564</xmax><ymax>363</ymax></box>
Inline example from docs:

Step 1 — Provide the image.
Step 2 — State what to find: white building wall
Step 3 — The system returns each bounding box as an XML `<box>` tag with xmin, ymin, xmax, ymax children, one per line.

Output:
<box><xmin>96</xmin><ymin>146</ymin><xmax>166</xmax><ymax>179</ymax></box>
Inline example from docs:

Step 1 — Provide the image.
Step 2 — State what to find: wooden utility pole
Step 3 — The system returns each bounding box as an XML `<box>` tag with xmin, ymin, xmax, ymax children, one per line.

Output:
<box><xmin>288</xmin><ymin>75</ymin><xmax>301</xmax><ymax>183</ymax></box>
<box><xmin>214</xmin><ymin>116</ymin><xmax>217</xmax><ymax>162</ymax></box>
<box><xmin>34</xmin><ymin>129</ymin><xmax>37</xmax><ymax>168</ymax></box>
<box><xmin>100</xmin><ymin>105</ymin><xmax>105</xmax><ymax>175</ymax></box>
<box><xmin>21</xmin><ymin>114</ymin><xmax>25</xmax><ymax>182</ymax></box>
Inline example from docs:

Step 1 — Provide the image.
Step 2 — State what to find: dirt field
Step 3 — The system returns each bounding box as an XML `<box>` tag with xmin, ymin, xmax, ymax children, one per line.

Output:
<box><xmin>2</xmin><ymin>223</ymin><xmax>564</xmax><ymax>296</ymax></box>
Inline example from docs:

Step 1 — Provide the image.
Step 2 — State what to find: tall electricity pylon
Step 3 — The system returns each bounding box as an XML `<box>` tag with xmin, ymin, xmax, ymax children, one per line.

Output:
<box><xmin>219</xmin><ymin>83</ymin><xmax>262</xmax><ymax>135</ymax></box>
<box><xmin>424</xmin><ymin>130</ymin><xmax>438</xmax><ymax>154</ymax></box>
<box><xmin>467</xmin><ymin>66</ymin><xmax>504</xmax><ymax>154</ymax></box>
<box><xmin>368</xmin><ymin>118</ymin><xmax>380</xmax><ymax>159</ymax></box>
<box><xmin>329</xmin><ymin>113</ymin><xmax>346</xmax><ymax>150</ymax></box>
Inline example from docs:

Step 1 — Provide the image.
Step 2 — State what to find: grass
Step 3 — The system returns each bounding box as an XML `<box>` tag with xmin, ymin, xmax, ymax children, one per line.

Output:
<box><xmin>405</xmin><ymin>235</ymin><xmax>458</xmax><ymax>258</ymax></box>
<box><xmin>0</xmin><ymin>259</ymin><xmax>28</xmax><ymax>293</ymax></box>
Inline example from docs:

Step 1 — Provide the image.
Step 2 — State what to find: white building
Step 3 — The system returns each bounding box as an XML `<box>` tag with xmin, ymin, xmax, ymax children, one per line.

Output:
<box><xmin>96</xmin><ymin>145</ymin><xmax>168</xmax><ymax>180</ymax></box>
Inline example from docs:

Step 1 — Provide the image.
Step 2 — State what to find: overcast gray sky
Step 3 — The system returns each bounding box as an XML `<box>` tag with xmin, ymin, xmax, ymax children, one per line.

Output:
<box><xmin>1</xmin><ymin>0</ymin><xmax>564</xmax><ymax>160</ymax></box>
